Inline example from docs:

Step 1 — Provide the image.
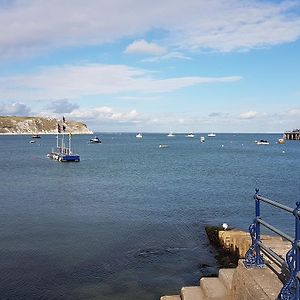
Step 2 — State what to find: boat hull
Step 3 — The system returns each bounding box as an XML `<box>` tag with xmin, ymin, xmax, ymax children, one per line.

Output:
<box><xmin>47</xmin><ymin>152</ymin><xmax>80</xmax><ymax>162</ymax></box>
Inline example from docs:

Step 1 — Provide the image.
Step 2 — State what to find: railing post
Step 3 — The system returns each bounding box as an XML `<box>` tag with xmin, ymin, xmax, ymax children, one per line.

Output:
<box><xmin>255</xmin><ymin>188</ymin><xmax>262</xmax><ymax>266</ymax></box>
<box><xmin>244</xmin><ymin>188</ymin><xmax>265</xmax><ymax>268</ymax></box>
<box><xmin>279</xmin><ymin>202</ymin><xmax>300</xmax><ymax>299</ymax></box>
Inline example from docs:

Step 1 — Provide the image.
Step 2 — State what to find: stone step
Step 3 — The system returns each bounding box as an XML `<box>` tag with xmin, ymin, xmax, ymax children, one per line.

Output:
<box><xmin>160</xmin><ymin>295</ymin><xmax>181</xmax><ymax>300</ymax></box>
<box><xmin>181</xmin><ymin>286</ymin><xmax>205</xmax><ymax>300</ymax></box>
<box><xmin>218</xmin><ymin>268</ymin><xmax>235</xmax><ymax>291</ymax></box>
<box><xmin>200</xmin><ymin>277</ymin><xmax>228</xmax><ymax>300</ymax></box>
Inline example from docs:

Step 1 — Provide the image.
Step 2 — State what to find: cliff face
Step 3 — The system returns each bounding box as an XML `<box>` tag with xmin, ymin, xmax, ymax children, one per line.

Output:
<box><xmin>0</xmin><ymin>116</ymin><xmax>93</xmax><ymax>134</ymax></box>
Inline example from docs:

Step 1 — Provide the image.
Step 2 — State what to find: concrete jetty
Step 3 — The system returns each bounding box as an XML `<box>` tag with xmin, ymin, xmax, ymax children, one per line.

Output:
<box><xmin>160</xmin><ymin>229</ymin><xmax>291</xmax><ymax>300</ymax></box>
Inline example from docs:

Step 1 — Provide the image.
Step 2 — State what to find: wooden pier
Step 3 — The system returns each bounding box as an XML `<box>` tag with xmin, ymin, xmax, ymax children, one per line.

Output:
<box><xmin>284</xmin><ymin>129</ymin><xmax>300</xmax><ymax>140</ymax></box>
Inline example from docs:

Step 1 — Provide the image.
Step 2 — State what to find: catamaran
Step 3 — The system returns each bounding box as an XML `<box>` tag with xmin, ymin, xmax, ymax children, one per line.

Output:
<box><xmin>47</xmin><ymin>117</ymin><xmax>80</xmax><ymax>162</ymax></box>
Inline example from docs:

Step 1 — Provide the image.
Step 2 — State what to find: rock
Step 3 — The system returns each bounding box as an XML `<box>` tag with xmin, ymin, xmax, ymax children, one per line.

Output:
<box><xmin>0</xmin><ymin>116</ymin><xmax>92</xmax><ymax>134</ymax></box>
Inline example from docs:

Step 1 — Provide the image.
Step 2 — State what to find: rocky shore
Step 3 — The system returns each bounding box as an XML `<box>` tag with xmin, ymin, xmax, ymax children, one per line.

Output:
<box><xmin>0</xmin><ymin>116</ymin><xmax>92</xmax><ymax>134</ymax></box>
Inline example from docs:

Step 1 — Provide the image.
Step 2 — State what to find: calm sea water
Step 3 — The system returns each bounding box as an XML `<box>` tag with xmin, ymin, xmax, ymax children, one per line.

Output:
<box><xmin>0</xmin><ymin>133</ymin><xmax>299</xmax><ymax>300</ymax></box>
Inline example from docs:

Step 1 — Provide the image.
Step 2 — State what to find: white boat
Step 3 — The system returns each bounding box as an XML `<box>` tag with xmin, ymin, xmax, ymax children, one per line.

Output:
<box><xmin>186</xmin><ymin>133</ymin><xmax>195</xmax><ymax>138</ymax></box>
<box><xmin>256</xmin><ymin>140</ymin><xmax>269</xmax><ymax>145</ymax></box>
<box><xmin>167</xmin><ymin>132</ymin><xmax>175</xmax><ymax>137</ymax></box>
<box><xmin>136</xmin><ymin>133</ymin><xmax>143</xmax><ymax>138</ymax></box>
<box><xmin>200</xmin><ymin>136</ymin><xmax>205</xmax><ymax>143</ymax></box>
<box><xmin>29</xmin><ymin>140</ymin><xmax>35</xmax><ymax>144</ymax></box>
<box><xmin>89</xmin><ymin>136</ymin><xmax>101</xmax><ymax>143</ymax></box>
<box><xmin>208</xmin><ymin>133</ymin><xmax>216</xmax><ymax>137</ymax></box>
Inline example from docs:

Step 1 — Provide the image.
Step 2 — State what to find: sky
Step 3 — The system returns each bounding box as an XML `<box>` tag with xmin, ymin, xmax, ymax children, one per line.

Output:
<box><xmin>0</xmin><ymin>0</ymin><xmax>300</xmax><ymax>133</ymax></box>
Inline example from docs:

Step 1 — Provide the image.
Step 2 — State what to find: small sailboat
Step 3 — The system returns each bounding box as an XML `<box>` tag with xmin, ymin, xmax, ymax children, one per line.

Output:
<box><xmin>47</xmin><ymin>117</ymin><xmax>80</xmax><ymax>162</ymax></box>
<box><xmin>136</xmin><ymin>133</ymin><xmax>143</xmax><ymax>138</ymax></box>
<box><xmin>167</xmin><ymin>132</ymin><xmax>175</xmax><ymax>137</ymax></box>
<box><xmin>208</xmin><ymin>133</ymin><xmax>216</xmax><ymax>137</ymax></box>
<box><xmin>200</xmin><ymin>136</ymin><xmax>205</xmax><ymax>143</ymax></box>
<box><xmin>186</xmin><ymin>133</ymin><xmax>195</xmax><ymax>138</ymax></box>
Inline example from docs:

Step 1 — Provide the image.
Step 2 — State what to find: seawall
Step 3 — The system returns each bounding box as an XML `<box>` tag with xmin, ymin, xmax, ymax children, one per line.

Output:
<box><xmin>161</xmin><ymin>228</ymin><xmax>291</xmax><ymax>300</ymax></box>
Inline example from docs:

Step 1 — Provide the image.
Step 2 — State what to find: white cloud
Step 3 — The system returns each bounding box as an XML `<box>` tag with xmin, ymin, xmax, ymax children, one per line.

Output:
<box><xmin>124</xmin><ymin>39</ymin><xmax>166</xmax><ymax>55</ymax></box>
<box><xmin>69</xmin><ymin>106</ymin><xmax>143</xmax><ymax>124</ymax></box>
<box><xmin>239</xmin><ymin>110</ymin><xmax>260</xmax><ymax>119</ymax></box>
<box><xmin>0</xmin><ymin>0</ymin><xmax>299</xmax><ymax>60</ymax></box>
<box><xmin>0</xmin><ymin>102</ymin><xmax>31</xmax><ymax>116</ymax></box>
<box><xmin>285</xmin><ymin>108</ymin><xmax>300</xmax><ymax>117</ymax></box>
<box><xmin>0</xmin><ymin>63</ymin><xmax>242</xmax><ymax>100</ymax></box>
<box><xmin>47</xmin><ymin>99</ymin><xmax>79</xmax><ymax>113</ymax></box>
<box><xmin>141</xmin><ymin>51</ymin><xmax>192</xmax><ymax>62</ymax></box>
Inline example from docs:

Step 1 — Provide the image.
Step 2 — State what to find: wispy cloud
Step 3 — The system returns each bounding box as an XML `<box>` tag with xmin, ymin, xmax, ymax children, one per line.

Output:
<box><xmin>69</xmin><ymin>106</ymin><xmax>143</xmax><ymax>124</ymax></box>
<box><xmin>0</xmin><ymin>0</ymin><xmax>299</xmax><ymax>60</ymax></box>
<box><xmin>141</xmin><ymin>51</ymin><xmax>192</xmax><ymax>62</ymax></box>
<box><xmin>0</xmin><ymin>102</ymin><xmax>31</xmax><ymax>116</ymax></box>
<box><xmin>0</xmin><ymin>63</ymin><xmax>242</xmax><ymax>100</ymax></box>
<box><xmin>124</xmin><ymin>39</ymin><xmax>166</xmax><ymax>55</ymax></box>
<box><xmin>239</xmin><ymin>110</ymin><xmax>260</xmax><ymax>119</ymax></box>
<box><xmin>283</xmin><ymin>108</ymin><xmax>300</xmax><ymax>117</ymax></box>
<box><xmin>47</xmin><ymin>99</ymin><xmax>79</xmax><ymax>113</ymax></box>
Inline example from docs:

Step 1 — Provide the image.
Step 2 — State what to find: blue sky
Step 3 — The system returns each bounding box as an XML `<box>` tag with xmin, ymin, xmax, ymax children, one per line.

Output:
<box><xmin>0</xmin><ymin>0</ymin><xmax>299</xmax><ymax>132</ymax></box>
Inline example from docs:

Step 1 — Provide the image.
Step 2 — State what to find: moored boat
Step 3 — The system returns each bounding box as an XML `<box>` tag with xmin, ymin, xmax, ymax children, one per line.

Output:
<box><xmin>32</xmin><ymin>134</ymin><xmax>41</xmax><ymax>138</ymax></box>
<box><xmin>200</xmin><ymin>136</ymin><xmax>205</xmax><ymax>143</ymax></box>
<box><xmin>136</xmin><ymin>133</ymin><xmax>143</xmax><ymax>138</ymax></box>
<box><xmin>186</xmin><ymin>133</ymin><xmax>194</xmax><ymax>138</ymax></box>
<box><xmin>89</xmin><ymin>136</ymin><xmax>101</xmax><ymax>143</ymax></box>
<box><xmin>256</xmin><ymin>140</ymin><xmax>269</xmax><ymax>145</ymax></box>
<box><xmin>207</xmin><ymin>133</ymin><xmax>216</xmax><ymax>137</ymax></box>
<box><xmin>278</xmin><ymin>138</ymin><xmax>285</xmax><ymax>144</ymax></box>
<box><xmin>47</xmin><ymin>117</ymin><xmax>80</xmax><ymax>162</ymax></box>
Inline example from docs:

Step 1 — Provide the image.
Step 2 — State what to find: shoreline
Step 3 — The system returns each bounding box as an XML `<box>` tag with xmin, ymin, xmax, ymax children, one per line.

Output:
<box><xmin>0</xmin><ymin>132</ymin><xmax>93</xmax><ymax>135</ymax></box>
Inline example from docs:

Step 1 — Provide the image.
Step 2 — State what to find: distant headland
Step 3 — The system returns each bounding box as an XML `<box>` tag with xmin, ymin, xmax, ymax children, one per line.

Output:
<box><xmin>0</xmin><ymin>116</ymin><xmax>93</xmax><ymax>134</ymax></box>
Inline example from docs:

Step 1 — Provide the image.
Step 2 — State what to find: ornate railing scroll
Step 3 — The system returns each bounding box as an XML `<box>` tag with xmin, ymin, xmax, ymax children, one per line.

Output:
<box><xmin>244</xmin><ymin>189</ymin><xmax>300</xmax><ymax>299</ymax></box>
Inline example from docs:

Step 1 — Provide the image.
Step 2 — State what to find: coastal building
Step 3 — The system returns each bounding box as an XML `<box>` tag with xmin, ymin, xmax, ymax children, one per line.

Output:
<box><xmin>283</xmin><ymin>129</ymin><xmax>300</xmax><ymax>140</ymax></box>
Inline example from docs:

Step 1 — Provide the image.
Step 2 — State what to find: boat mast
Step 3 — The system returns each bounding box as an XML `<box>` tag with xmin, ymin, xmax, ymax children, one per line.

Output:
<box><xmin>62</xmin><ymin>116</ymin><xmax>66</xmax><ymax>153</ymax></box>
<box><xmin>68</xmin><ymin>133</ymin><xmax>71</xmax><ymax>154</ymax></box>
<box><xmin>56</xmin><ymin>123</ymin><xmax>60</xmax><ymax>149</ymax></box>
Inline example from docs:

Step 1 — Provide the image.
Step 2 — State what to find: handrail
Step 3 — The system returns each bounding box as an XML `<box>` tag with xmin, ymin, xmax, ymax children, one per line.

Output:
<box><xmin>258</xmin><ymin>241</ymin><xmax>287</xmax><ymax>269</ymax></box>
<box><xmin>257</xmin><ymin>218</ymin><xmax>294</xmax><ymax>243</ymax></box>
<box><xmin>244</xmin><ymin>189</ymin><xmax>300</xmax><ymax>300</ymax></box>
<box><xmin>256</xmin><ymin>195</ymin><xmax>294</xmax><ymax>214</ymax></box>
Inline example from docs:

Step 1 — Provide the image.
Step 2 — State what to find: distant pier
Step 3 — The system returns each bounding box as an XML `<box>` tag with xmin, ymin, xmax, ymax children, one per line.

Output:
<box><xmin>283</xmin><ymin>129</ymin><xmax>300</xmax><ymax>140</ymax></box>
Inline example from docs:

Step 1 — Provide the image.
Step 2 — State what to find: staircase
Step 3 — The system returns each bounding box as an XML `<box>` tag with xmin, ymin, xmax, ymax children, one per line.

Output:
<box><xmin>161</xmin><ymin>268</ymin><xmax>235</xmax><ymax>300</ymax></box>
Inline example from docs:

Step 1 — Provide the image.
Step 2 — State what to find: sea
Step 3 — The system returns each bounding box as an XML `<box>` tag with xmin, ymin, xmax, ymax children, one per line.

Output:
<box><xmin>0</xmin><ymin>133</ymin><xmax>299</xmax><ymax>300</ymax></box>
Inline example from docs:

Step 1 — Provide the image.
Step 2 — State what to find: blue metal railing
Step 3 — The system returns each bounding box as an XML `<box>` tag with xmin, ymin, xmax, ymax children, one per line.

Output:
<box><xmin>244</xmin><ymin>189</ymin><xmax>300</xmax><ymax>299</ymax></box>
